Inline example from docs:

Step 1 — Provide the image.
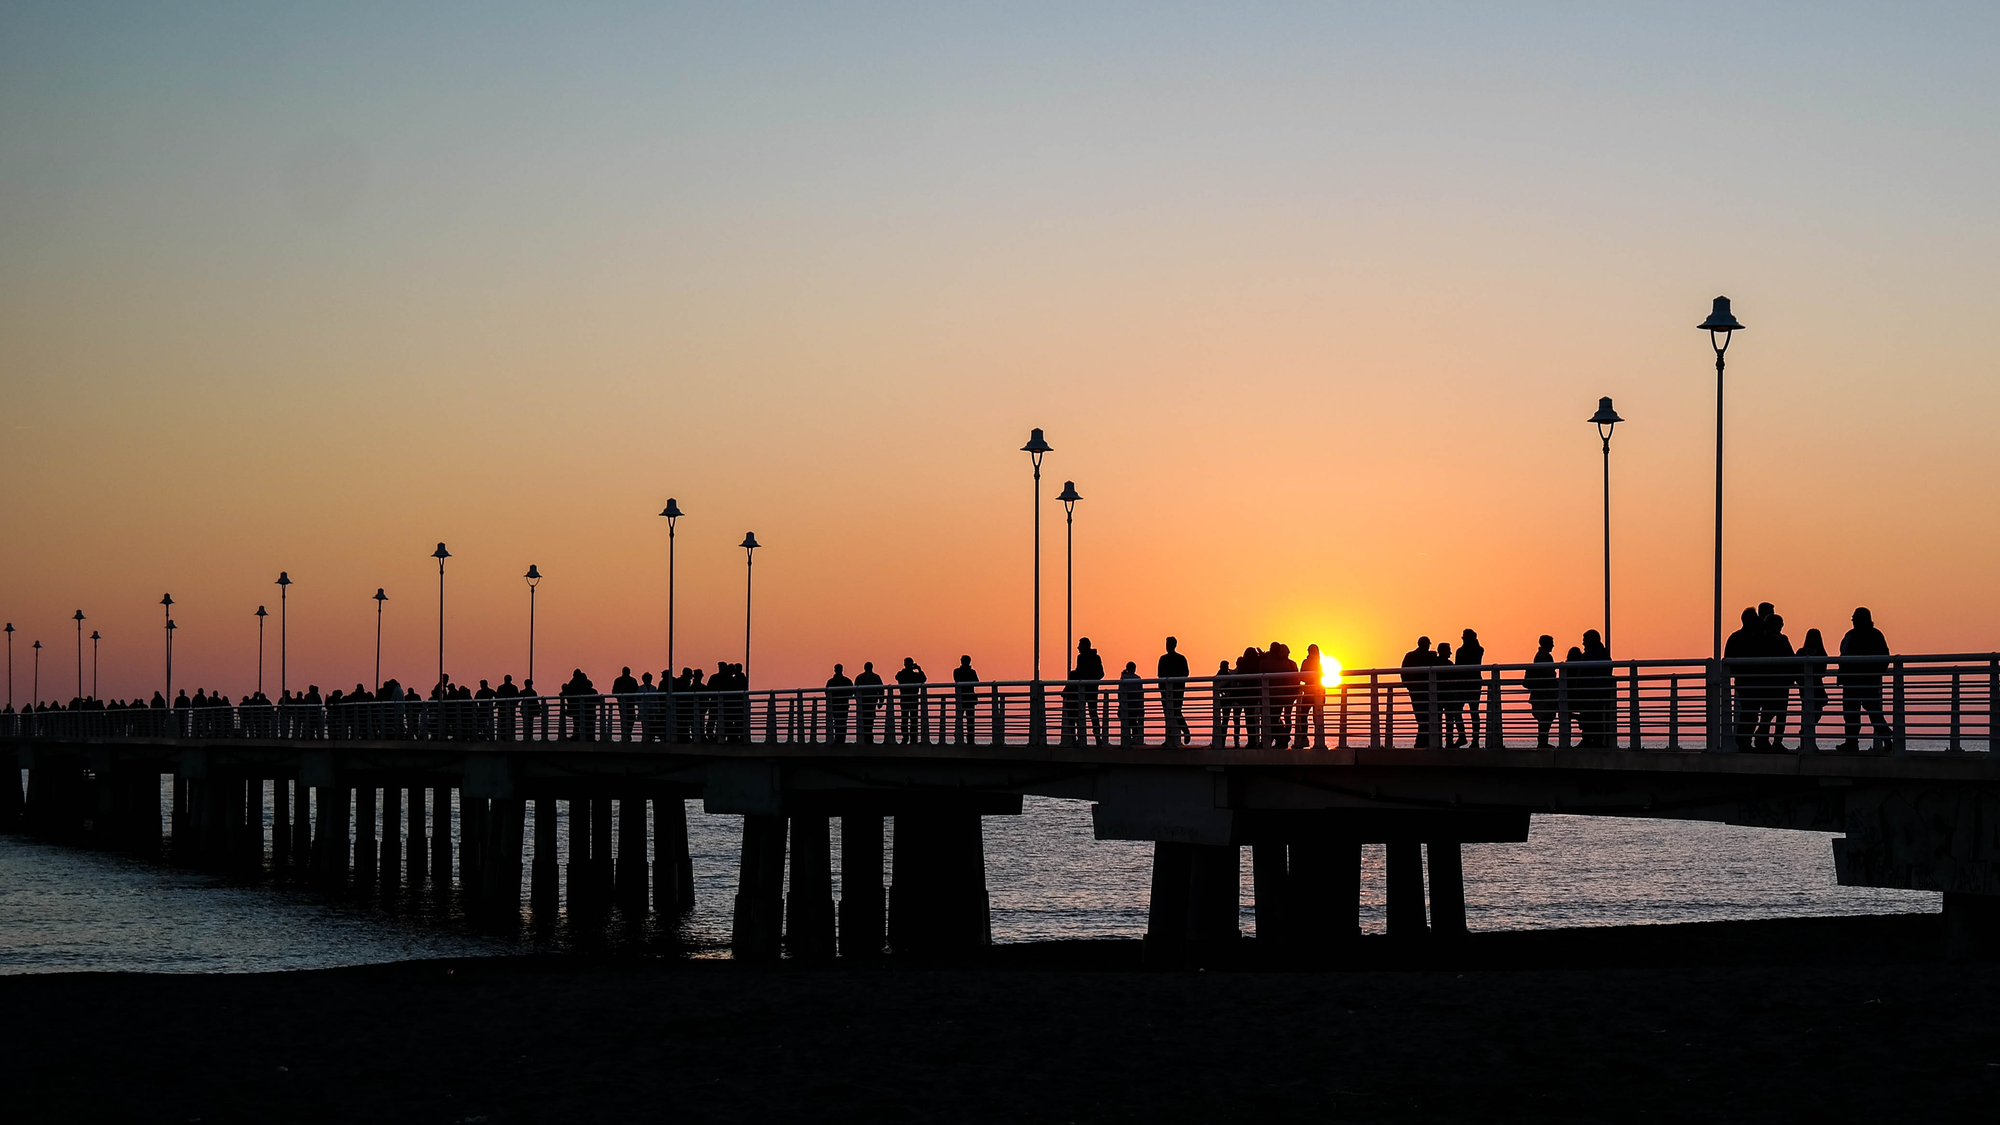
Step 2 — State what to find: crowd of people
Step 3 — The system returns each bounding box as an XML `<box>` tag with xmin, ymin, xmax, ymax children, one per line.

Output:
<box><xmin>0</xmin><ymin>607</ymin><xmax>1903</xmax><ymax>752</ymax></box>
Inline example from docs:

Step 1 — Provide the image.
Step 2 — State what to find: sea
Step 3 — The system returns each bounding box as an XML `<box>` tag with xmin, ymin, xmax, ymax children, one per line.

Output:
<box><xmin>0</xmin><ymin>791</ymin><xmax>1936</xmax><ymax>974</ymax></box>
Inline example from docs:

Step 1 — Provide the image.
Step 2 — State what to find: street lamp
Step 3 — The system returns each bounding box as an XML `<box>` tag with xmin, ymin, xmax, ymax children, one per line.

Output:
<box><xmin>255</xmin><ymin>606</ymin><xmax>268</xmax><ymax>695</ymax></box>
<box><xmin>660</xmin><ymin>499</ymin><xmax>683</xmax><ymax>678</ymax></box>
<box><xmin>90</xmin><ymin>631</ymin><xmax>100</xmax><ymax>699</ymax></box>
<box><xmin>739</xmin><ymin>533</ymin><xmax>761</xmax><ymax>687</ymax></box>
<box><xmin>1021</xmin><ymin>429</ymin><xmax>1053</xmax><ymax>744</ymax></box>
<box><xmin>523</xmin><ymin>566</ymin><xmax>540</xmax><ymax>686</ymax></box>
<box><xmin>160</xmin><ymin>594</ymin><xmax>174</xmax><ymax>699</ymax></box>
<box><xmin>275</xmin><ymin>572</ymin><xmax>292</xmax><ymax>698</ymax></box>
<box><xmin>1588</xmin><ymin>399</ymin><xmax>1623</xmax><ymax>657</ymax></box>
<box><xmin>4</xmin><ymin>622</ymin><xmax>12</xmax><ymax>710</ymax></box>
<box><xmin>72</xmin><ymin>610</ymin><xmax>85</xmax><ymax>701</ymax></box>
<box><xmin>431</xmin><ymin>543</ymin><xmax>451</xmax><ymax>684</ymax></box>
<box><xmin>1057</xmin><ymin>481</ymin><xmax>1082</xmax><ymax>671</ymax></box>
<box><xmin>373</xmin><ymin>589</ymin><xmax>389</xmax><ymax>691</ymax></box>
<box><xmin>32</xmin><ymin>640</ymin><xmax>40</xmax><ymax>706</ymax></box>
<box><xmin>1698</xmin><ymin>296</ymin><xmax>1744</xmax><ymax>661</ymax></box>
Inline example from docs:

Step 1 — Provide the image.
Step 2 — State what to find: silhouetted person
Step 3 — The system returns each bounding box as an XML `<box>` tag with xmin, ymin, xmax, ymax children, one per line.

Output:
<box><xmin>1216</xmin><ymin>659</ymin><xmax>1241</xmax><ymax>745</ymax></box>
<box><xmin>1560</xmin><ymin>645</ymin><xmax>1586</xmax><ymax>744</ymax></box>
<box><xmin>895</xmin><ymin>657</ymin><xmax>928</xmax><ymax>744</ymax></box>
<box><xmin>1264</xmin><ymin>641</ymin><xmax>1298</xmax><ymax>749</ymax></box>
<box><xmin>1526</xmin><ymin>635</ymin><xmax>1557</xmax><ymax>747</ymax></box>
<box><xmin>855</xmin><ymin>662</ymin><xmax>884</xmax><ymax>745</ymax></box>
<box><xmin>1229</xmin><ymin>647</ymin><xmax>1263</xmax><ymax>747</ymax></box>
<box><xmin>613</xmin><ymin>666</ymin><xmax>640</xmax><ymax>742</ymax></box>
<box><xmin>952</xmin><ymin>655</ymin><xmax>978</xmax><ymax>744</ymax></box>
<box><xmin>1754</xmin><ymin>614</ymin><xmax>1796</xmax><ymax>751</ymax></box>
<box><xmin>674</xmin><ymin>668</ymin><xmax>700</xmax><ymax>743</ymax></box>
<box><xmin>826</xmin><ymin>664</ymin><xmax>853</xmax><ymax>745</ymax></box>
<box><xmin>1063</xmin><ymin>638</ymin><xmax>1096</xmax><ymax>747</ymax></box>
<box><xmin>1456</xmin><ymin>629</ymin><xmax>1485</xmax><ymax>746</ymax></box>
<box><xmin>1798</xmin><ymin>628</ymin><xmax>1829</xmax><ymax>750</ymax></box>
<box><xmin>1437</xmin><ymin>641</ymin><xmax>1466</xmax><ymax>747</ymax></box>
<box><xmin>1077</xmin><ymin>639</ymin><xmax>1107</xmax><ymax>746</ymax></box>
<box><xmin>1578</xmin><ymin>631</ymin><xmax>1611</xmax><ymax>748</ymax></box>
<box><xmin>1158</xmin><ymin>637</ymin><xmax>1191</xmax><ymax>747</ymax></box>
<box><xmin>1400</xmin><ymin>637</ymin><xmax>1436</xmax><ymax>748</ymax></box>
<box><xmin>1119</xmin><ymin>661</ymin><xmax>1145</xmax><ymax>745</ymax></box>
<box><xmin>1838</xmin><ymin>607</ymin><xmax>1893</xmax><ymax>752</ymax></box>
<box><xmin>475</xmin><ymin>678</ymin><xmax>496</xmax><ymax>740</ymax></box>
<box><xmin>1298</xmin><ymin>643</ymin><xmax>1326</xmax><ymax>750</ymax></box>
<box><xmin>1724</xmin><ymin>606</ymin><xmax>1760</xmax><ymax>750</ymax></box>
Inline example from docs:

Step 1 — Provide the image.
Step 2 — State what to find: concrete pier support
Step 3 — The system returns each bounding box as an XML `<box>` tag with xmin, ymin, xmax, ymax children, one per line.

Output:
<box><xmin>1288</xmin><ymin>837</ymin><xmax>1362</xmax><ymax>961</ymax></box>
<box><xmin>460</xmin><ymin>796</ymin><xmax>487</xmax><ymax>902</ymax></box>
<box><xmin>1251</xmin><ymin>842</ymin><xmax>1289</xmax><ymax>954</ymax></box>
<box><xmin>1144</xmin><ymin>842</ymin><xmax>1240</xmax><ymax>967</ymax></box>
<box><xmin>785</xmin><ymin>815</ymin><xmax>836</xmax><ymax>961</ymax></box>
<box><xmin>430</xmin><ymin>787</ymin><xmax>452</xmax><ymax>889</ymax></box>
<box><xmin>531</xmin><ymin>797</ymin><xmax>560</xmax><ymax>918</ymax></box>
<box><xmin>271</xmin><ymin>778</ymin><xmax>289</xmax><ymax>868</ymax></box>
<box><xmin>406</xmin><ymin>788</ymin><xmax>427</xmax><ymax>888</ymax></box>
<box><xmin>242</xmin><ymin>778</ymin><xmax>264</xmax><ymax>870</ymax></box>
<box><xmin>654</xmin><ymin>797</ymin><xmax>693</xmax><ymax>914</ymax></box>
<box><xmin>566</xmin><ymin>797</ymin><xmax>593</xmax><ymax>914</ymax></box>
<box><xmin>1426</xmin><ymin>840</ymin><xmax>1467</xmax><ymax>940</ymax></box>
<box><xmin>478</xmin><ymin>798</ymin><xmax>525</xmax><ymax>920</ymax></box>
<box><xmin>732</xmin><ymin>814</ymin><xmax>787</xmax><ymax>961</ymax></box>
<box><xmin>889</xmin><ymin>812</ymin><xmax>991</xmax><ymax>956</ymax></box>
<box><xmin>0</xmin><ymin>763</ymin><xmax>21</xmax><ymax>831</ymax></box>
<box><xmin>616</xmin><ymin>797</ymin><xmax>646</xmax><ymax>913</ymax></box>
<box><xmin>592</xmin><ymin>798</ymin><xmax>614</xmax><ymax>909</ymax></box>
<box><xmin>170</xmin><ymin>776</ymin><xmax>189</xmax><ymax>859</ymax></box>
<box><xmin>354</xmin><ymin>787</ymin><xmax>377</xmax><ymax>890</ymax></box>
<box><xmin>291</xmin><ymin>781</ymin><xmax>311</xmax><ymax>871</ymax></box>
<box><xmin>839</xmin><ymin>814</ymin><xmax>885</xmax><ymax>959</ymax></box>
<box><xmin>314</xmin><ymin>786</ymin><xmax>350</xmax><ymax>886</ymax></box>
<box><xmin>1385</xmin><ymin>840</ymin><xmax>1427</xmax><ymax>940</ymax></box>
<box><xmin>379</xmin><ymin>787</ymin><xmax>401</xmax><ymax>892</ymax></box>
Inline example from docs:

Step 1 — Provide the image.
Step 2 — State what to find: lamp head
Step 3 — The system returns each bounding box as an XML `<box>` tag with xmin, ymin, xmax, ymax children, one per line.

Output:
<box><xmin>1057</xmin><ymin>480</ymin><xmax>1082</xmax><ymax>506</ymax></box>
<box><xmin>255</xmin><ymin>605</ymin><xmax>267</xmax><ymax>618</ymax></box>
<box><xmin>275</xmin><ymin>571</ymin><xmax>291</xmax><ymax>587</ymax></box>
<box><xmin>73</xmin><ymin>610</ymin><xmax>85</xmax><ymax>622</ymax></box>
<box><xmin>3</xmin><ymin>623</ymin><xmax>11</xmax><ymax>634</ymax></box>
<box><xmin>740</xmin><ymin>532</ymin><xmax>761</xmax><ymax>551</ymax></box>
<box><xmin>1698</xmin><ymin>295</ymin><xmax>1744</xmax><ymax>333</ymax></box>
<box><xmin>431</xmin><ymin>543</ymin><xmax>451</xmax><ymax>561</ymax></box>
<box><xmin>161</xmin><ymin>594</ymin><xmax>173</xmax><ymax>607</ymax></box>
<box><xmin>1589</xmin><ymin>397</ymin><xmax>1624</xmax><ymax>442</ymax></box>
<box><xmin>524</xmin><ymin>565</ymin><xmax>541</xmax><ymax>585</ymax></box>
<box><xmin>33</xmin><ymin>640</ymin><xmax>40</xmax><ymax>649</ymax></box>
<box><xmin>1020</xmin><ymin>428</ymin><xmax>1053</xmax><ymax>459</ymax></box>
<box><xmin>90</xmin><ymin>631</ymin><xmax>99</xmax><ymax>641</ymax></box>
<box><xmin>660</xmin><ymin>498</ymin><xmax>683</xmax><ymax>520</ymax></box>
<box><xmin>374</xmin><ymin>588</ymin><xmax>388</xmax><ymax>602</ymax></box>
<box><xmin>166</xmin><ymin>620</ymin><xmax>175</xmax><ymax>631</ymax></box>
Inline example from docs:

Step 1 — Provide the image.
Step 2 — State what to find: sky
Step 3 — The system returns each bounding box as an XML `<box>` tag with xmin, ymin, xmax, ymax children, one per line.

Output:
<box><xmin>3</xmin><ymin>2</ymin><xmax>1998</xmax><ymax>702</ymax></box>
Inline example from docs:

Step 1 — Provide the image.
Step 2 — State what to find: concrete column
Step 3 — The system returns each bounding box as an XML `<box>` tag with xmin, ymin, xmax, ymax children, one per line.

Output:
<box><xmin>479</xmin><ymin>798</ymin><xmax>525</xmax><ymax>920</ymax></box>
<box><xmin>242</xmin><ymin>778</ymin><xmax>264</xmax><ymax>870</ymax></box>
<box><xmin>890</xmin><ymin>812</ymin><xmax>990</xmax><ymax>956</ymax></box>
<box><xmin>1188</xmin><ymin>843</ymin><xmax>1241</xmax><ymax>966</ymax></box>
<box><xmin>1288</xmin><ymin>836</ymin><xmax>1362</xmax><ymax>961</ymax></box>
<box><xmin>353</xmin><ymin>787</ymin><xmax>377</xmax><ymax>889</ymax></box>
<box><xmin>1144</xmin><ymin>841</ymin><xmax>1194</xmax><ymax>968</ymax></box>
<box><xmin>317</xmin><ymin>786</ymin><xmax>350</xmax><ymax>885</ymax></box>
<box><xmin>1250</xmin><ymin>842</ymin><xmax>1289</xmax><ymax>956</ymax></box>
<box><xmin>291</xmin><ymin>781</ymin><xmax>311</xmax><ymax>869</ymax></box>
<box><xmin>617</xmin><ymin>797</ymin><xmax>647</xmax><ymax>912</ymax></box>
<box><xmin>460</xmin><ymin>796</ymin><xmax>487</xmax><ymax>902</ymax></box>
<box><xmin>654</xmin><ymin>797</ymin><xmax>693</xmax><ymax>915</ymax></box>
<box><xmin>0</xmin><ymin>761</ymin><xmax>21</xmax><ymax>831</ymax></box>
<box><xmin>430</xmin><ymin>787</ymin><xmax>453</xmax><ymax>888</ymax></box>
<box><xmin>592</xmin><ymin>798</ymin><xmax>614</xmax><ymax>907</ymax></box>
<box><xmin>731</xmin><ymin>814</ymin><xmax>787</xmax><ymax>961</ymax></box>
<box><xmin>406</xmin><ymin>788</ymin><xmax>427</xmax><ymax>888</ymax></box>
<box><xmin>170</xmin><ymin>776</ymin><xmax>189</xmax><ymax>861</ymax></box>
<box><xmin>839</xmin><ymin>815</ymin><xmax>884</xmax><ymax>959</ymax></box>
<box><xmin>1385</xmin><ymin>840</ymin><xmax>1427</xmax><ymax>940</ymax></box>
<box><xmin>271</xmin><ymin>777</ymin><xmax>290</xmax><ymax>868</ymax></box>
<box><xmin>379</xmin><ymin>786</ymin><xmax>401</xmax><ymax>892</ymax></box>
<box><xmin>1426</xmin><ymin>840</ymin><xmax>1467</xmax><ymax>940</ymax></box>
<box><xmin>531</xmin><ymin>797</ymin><xmax>560</xmax><ymax>919</ymax></box>
<box><xmin>566</xmin><ymin>796</ymin><xmax>593</xmax><ymax>915</ymax></box>
<box><xmin>786</xmin><ymin>815</ymin><xmax>836</xmax><ymax>961</ymax></box>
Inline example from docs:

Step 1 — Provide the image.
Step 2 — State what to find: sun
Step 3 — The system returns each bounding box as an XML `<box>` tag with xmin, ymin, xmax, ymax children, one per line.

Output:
<box><xmin>1320</xmin><ymin>657</ymin><xmax>1342</xmax><ymax>688</ymax></box>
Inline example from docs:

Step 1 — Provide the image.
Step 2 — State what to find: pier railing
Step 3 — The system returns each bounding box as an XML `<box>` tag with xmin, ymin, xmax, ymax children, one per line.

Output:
<box><xmin>5</xmin><ymin>652</ymin><xmax>1995</xmax><ymax>756</ymax></box>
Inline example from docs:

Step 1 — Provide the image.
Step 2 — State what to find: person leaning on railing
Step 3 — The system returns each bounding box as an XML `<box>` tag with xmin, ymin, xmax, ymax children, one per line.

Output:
<box><xmin>1158</xmin><ymin>638</ymin><xmax>1192</xmax><ymax>747</ymax></box>
<box><xmin>1836</xmin><ymin>607</ymin><xmax>1893</xmax><ymax>752</ymax></box>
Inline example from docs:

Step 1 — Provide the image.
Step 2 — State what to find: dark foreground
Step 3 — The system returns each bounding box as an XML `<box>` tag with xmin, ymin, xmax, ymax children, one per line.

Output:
<box><xmin>3</xmin><ymin>914</ymin><xmax>1996</xmax><ymax>1124</ymax></box>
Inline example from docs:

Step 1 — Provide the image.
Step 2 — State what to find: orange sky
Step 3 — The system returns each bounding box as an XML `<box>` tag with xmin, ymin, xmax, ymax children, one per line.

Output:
<box><xmin>4</xmin><ymin>5</ymin><xmax>1997</xmax><ymax>702</ymax></box>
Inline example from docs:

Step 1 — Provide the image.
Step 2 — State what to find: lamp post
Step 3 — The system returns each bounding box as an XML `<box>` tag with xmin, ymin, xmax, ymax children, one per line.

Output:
<box><xmin>254</xmin><ymin>606</ymin><xmax>268</xmax><ymax>695</ymax></box>
<box><xmin>90</xmin><ymin>631</ymin><xmax>100</xmax><ymax>699</ymax></box>
<box><xmin>5</xmin><ymin>622</ymin><xmax>12</xmax><ymax>710</ymax></box>
<box><xmin>660</xmin><ymin>499</ymin><xmax>683</xmax><ymax>678</ymax></box>
<box><xmin>1057</xmin><ymin>481</ymin><xmax>1082</xmax><ymax>670</ymax></box>
<box><xmin>275</xmin><ymin>572</ymin><xmax>291</xmax><ymax>698</ymax></box>
<box><xmin>1698</xmin><ymin>296</ymin><xmax>1745</xmax><ymax>660</ymax></box>
<box><xmin>72</xmin><ymin>611</ymin><xmax>85</xmax><ymax>700</ymax></box>
<box><xmin>523</xmin><ymin>567</ymin><xmax>540</xmax><ymax>686</ymax></box>
<box><xmin>373</xmin><ymin>589</ymin><xmax>388</xmax><ymax>691</ymax></box>
<box><xmin>1021</xmin><ymin>429</ymin><xmax>1053</xmax><ymax>744</ymax></box>
<box><xmin>1588</xmin><ymin>399</ymin><xmax>1623</xmax><ymax>656</ymax></box>
<box><xmin>32</xmin><ymin>640</ymin><xmax>40</xmax><ymax>706</ymax></box>
<box><xmin>160</xmin><ymin>594</ymin><xmax>174</xmax><ymax>699</ymax></box>
<box><xmin>431</xmin><ymin>543</ymin><xmax>451</xmax><ymax>684</ymax></box>
<box><xmin>739</xmin><ymin>533</ymin><xmax>760</xmax><ymax>687</ymax></box>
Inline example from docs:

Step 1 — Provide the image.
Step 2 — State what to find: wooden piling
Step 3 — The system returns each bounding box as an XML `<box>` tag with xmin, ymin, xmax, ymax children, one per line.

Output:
<box><xmin>316</xmin><ymin>786</ymin><xmax>351</xmax><ymax>885</ymax></box>
<box><xmin>731</xmin><ymin>814</ymin><xmax>787</xmax><ymax>961</ymax></box>
<box><xmin>0</xmin><ymin>760</ymin><xmax>22</xmax><ymax>831</ymax></box>
<box><xmin>531</xmin><ymin>796</ymin><xmax>560</xmax><ymax>918</ymax></box>
<box><xmin>838</xmin><ymin>814</ymin><xmax>884</xmax><ymax>959</ymax></box>
<box><xmin>479</xmin><ymin>798</ymin><xmax>524</xmax><ymax>920</ymax></box>
<box><xmin>170</xmin><ymin>775</ymin><xmax>189</xmax><ymax>861</ymax></box>
<box><xmin>1385</xmin><ymin>839</ymin><xmax>1427</xmax><ymax>940</ymax></box>
<box><xmin>786</xmin><ymin>815</ymin><xmax>836</xmax><ymax>961</ymax></box>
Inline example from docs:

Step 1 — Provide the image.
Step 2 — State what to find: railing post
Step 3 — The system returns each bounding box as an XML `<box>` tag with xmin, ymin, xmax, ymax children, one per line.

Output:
<box><xmin>1627</xmin><ymin>662</ymin><xmax>1640</xmax><ymax>751</ymax></box>
<box><xmin>1209</xmin><ymin>678</ymin><xmax>1225</xmax><ymax>749</ymax></box>
<box><xmin>1557</xmin><ymin>668</ymin><xmax>1572</xmax><ymax>750</ymax></box>
<box><xmin>1337</xmin><ymin>681</ymin><xmax>1350</xmax><ymax>749</ymax></box>
<box><xmin>1799</xmin><ymin>667</ymin><xmax>1818</xmax><ymax>755</ymax></box>
<box><xmin>1949</xmin><ymin>671</ymin><xmax>1962</xmax><ymax>753</ymax></box>
<box><xmin>1990</xmin><ymin>656</ymin><xmax>1998</xmax><ymax>754</ymax></box>
<box><xmin>1486</xmin><ymin>667</ymin><xmax>1503</xmax><ymax>750</ymax></box>
<box><xmin>1668</xmin><ymin>675</ymin><xmax>1681</xmax><ymax>750</ymax></box>
<box><xmin>1258</xmin><ymin>674</ymin><xmax>1274</xmax><ymax>750</ymax></box>
<box><xmin>1371</xmin><ymin>672</ymin><xmax>1383</xmax><ymax>749</ymax></box>
<box><xmin>1029</xmin><ymin>682</ymin><xmax>1045</xmax><ymax>747</ymax></box>
<box><xmin>990</xmin><ymin>683</ymin><xmax>1002</xmax><ymax>747</ymax></box>
<box><xmin>1706</xmin><ymin>660</ymin><xmax>1730</xmax><ymax>753</ymax></box>
<box><xmin>1891</xmin><ymin>659</ymin><xmax>1907</xmax><ymax>755</ymax></box>
<box><xmin>1426</xmin><ymin>668</ymin><xmax>1440</xmax><ymax>750</ymax></box>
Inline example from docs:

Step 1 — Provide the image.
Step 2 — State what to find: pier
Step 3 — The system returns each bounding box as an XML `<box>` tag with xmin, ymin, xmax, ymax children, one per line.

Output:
<box><xmin>7</xmin><ymin>653</ymin><xmax>2000</xmax><ymax>962</ymax></box>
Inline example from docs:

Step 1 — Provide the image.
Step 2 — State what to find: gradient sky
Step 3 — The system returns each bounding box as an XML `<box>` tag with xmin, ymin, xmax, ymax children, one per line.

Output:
<box><xmin>4</xmin><ymin>2</ymin><xmax>1998</xmax><ymax>702</ymax></box>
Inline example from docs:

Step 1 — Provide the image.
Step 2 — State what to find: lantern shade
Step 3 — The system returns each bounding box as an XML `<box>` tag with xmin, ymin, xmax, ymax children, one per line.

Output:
<box><xmin>1020</xmin><ymin>428</ymin><xmax>1052</xmax><ymax>454</ymax></box>
<box><xmin>432</xmin><ymin>543</ymin><xmax>451</xmax><ymax>561</ymax></box>
<box><xmin>256</xmin><ymin>605</ymin><xmax>267</xmax><ymax>617</ymax></box>
<box><xmin>660</xmin><ymin>498</ymin><xmax>683</xmax><ymax>519</ymax></box>
<box><xmin>275</xmin><ymin>572</ymin><xmax>291</xmax><ymax>587</ymax></box>
<box><xmin>1697</xmin><ymin>296</ymin><xmax>1744</xmax><ymax>332</ymax></box>
<box><xmin>1057</xmin><ymin>481</ymin><xmax>1082</xmax><ymax>503</ymax></box>
<box><xmin>374</xmin><ymin>588</ymin><xmax>388</xmax><ymax>602</ymax></box>
<box><xmin>1588</xmin><ymin>397</ymin><xmax>1624</xmax><ymax>426</ymax></box>
<box><xmin>740</xmin><ymin>532</ymin><xmax>761</xmax><ymax>550</ymax></box>
<box><xmin>524</xmin><ymin>565</ymin><xmax>541</xmax><ymax>582</ymax></box>
<box><xmin>73</xmin><ymin>610</ymin><xmax>85</xmax><ymax>622</ymax></box>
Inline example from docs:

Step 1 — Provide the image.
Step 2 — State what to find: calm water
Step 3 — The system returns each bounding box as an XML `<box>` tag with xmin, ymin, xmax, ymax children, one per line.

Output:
<box><xmin>0</xmin><ymin>790</ymin><xmax>1936</xmax><ymax>974</ymax></box>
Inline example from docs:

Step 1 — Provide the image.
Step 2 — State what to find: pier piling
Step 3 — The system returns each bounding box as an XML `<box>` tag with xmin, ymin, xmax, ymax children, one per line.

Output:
<box><xmin>839</xmin><ymin>814</ymin><xmax>884</xmax><ymax>959</ymax></box>
<box><xmin>732</xmin><ymin>814</ymin><xmax>787</xmax><ymax>961</ymax></box>
<box><xmin>785</xmin><ymin>815</ymin><xmax>836</xmax><ymax>961</ymax></box>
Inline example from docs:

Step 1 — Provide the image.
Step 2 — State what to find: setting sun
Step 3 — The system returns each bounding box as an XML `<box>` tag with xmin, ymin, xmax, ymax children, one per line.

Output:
<box><xmin>1321</xmin><ymin>657</ymin><xmax>1342</xmax><ymax>688</ymax></box>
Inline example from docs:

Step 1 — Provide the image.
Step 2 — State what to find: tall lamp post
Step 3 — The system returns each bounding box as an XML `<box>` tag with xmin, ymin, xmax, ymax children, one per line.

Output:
<box><xmin>431</xmin><ymin>543</ymin><xmax>451</xmax><ymax>685</ymax></box>
<box><xmin>373</xmin><ymin>589</ymin><xmax>388</xmax><ymax>691</ymax></box>
<box><xmin>1699</xmin><ymin>297</ymin><xmax>1744</xmax><ymax>660</ymax></box>
<box><xmin>1588</xmin><ymin>399</ymin><xmax>1623</xmax><ymax>656</ymax></box>
<box><xmin>90</xmin><ymin>631</ymin><xmax>100</xmax><ymax>699</ymax></box>
<box><xmin>72</xmin><ymin>611</ymin><xmax>86</xmax><ymax>700</ymax></box>
<box><xmin>1021</xmin><ymin>429</ymin><xmax>1053</xmax><ymax>744</ymax></box>
<box><xmin>160</xmin><ymin>594</ymin><xmax>174</xmax><ymax>699</ymax></box>
<box><xmin>523</xmin><ymin>567</ymin><xmax>540</xmax><ymax>686</ymax></box>
<box><xmin>739</xmin><ymin>533</ymin><xmax>760</xmax><ymax>687</ymax></box>
<box><xmin>275</xmin><ymin>572</ymin><xmax>291</xmax><ymax>698</ymax></box>
<box><xmin>254</xmin><ymin>606</ymin><xmax>268</xmax><ymax>695</ymax></box>
<box><xmin>660</xmin><ymin>499</ymin><xmax>683</xmax><ymax>677</ymax></box>
<box><xmin>5</xmin><ymin>622</ymin><xmax>13</xmax><ymax>709</ymax></box>
<box><xmin>1057</xmin><ymin>481</ymin><xmax>1082</xmax><ymax>669</ymax></box>
<box><xmin>32</xmin><ymin>640</ymin><xmax>40</xmax><ymax>706</ymax></box>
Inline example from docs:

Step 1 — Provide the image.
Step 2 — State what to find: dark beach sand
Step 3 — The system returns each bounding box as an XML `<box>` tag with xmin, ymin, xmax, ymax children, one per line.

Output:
<box><xmin>3</xmin><ymin>914</ymin><xmax>1996</xmax><ymax>1123</ymax></box>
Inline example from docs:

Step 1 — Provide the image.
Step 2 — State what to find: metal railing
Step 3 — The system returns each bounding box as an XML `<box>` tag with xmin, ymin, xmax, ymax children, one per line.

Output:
<box><xmin>3</xmin><ymin>652</ymin><xmax>1994</xmax><ymax>756</ymax></box>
